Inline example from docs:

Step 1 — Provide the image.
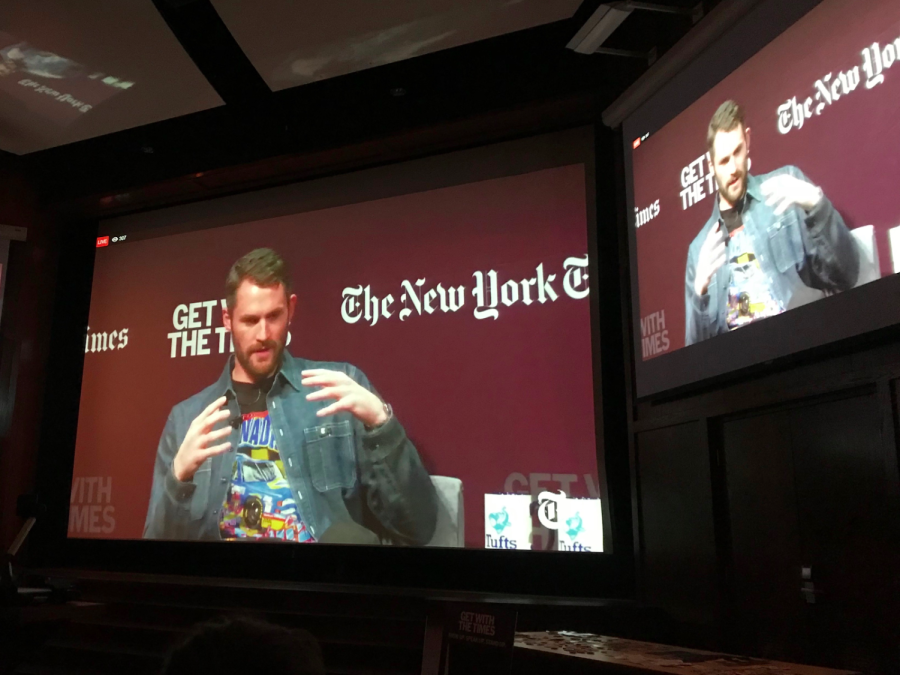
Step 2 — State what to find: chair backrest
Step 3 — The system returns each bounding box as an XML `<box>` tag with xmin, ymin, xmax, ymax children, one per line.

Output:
<box><xmin>889</xmin><ymin>225</ymin><xmax>900</xmax><ymax>275</ymax></box>
<box><xmin>426</xmin><ymin>476</ymin><xmax>464</xmax><ymax>548</ymax></box>
<box><xmin>788</xmin><ymin>225</ymin><xmax>880</xmax><ymax>310</ymax></box>
<box><xmin>851</xmin><ymin>225</ymin><xmax>880</xmax><ymax>286</ymax></box>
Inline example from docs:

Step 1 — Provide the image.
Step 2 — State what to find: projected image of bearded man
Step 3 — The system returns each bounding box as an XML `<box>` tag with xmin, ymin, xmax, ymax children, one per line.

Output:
<box><xmin>144</xmin><ymin>248</ymin><xmax>437</xmax><ymax>545</ymax></box>
<box><xmin>684</xmin><ymin>100</ymin><xmax>859</xmax><ymax>345</ymax></box>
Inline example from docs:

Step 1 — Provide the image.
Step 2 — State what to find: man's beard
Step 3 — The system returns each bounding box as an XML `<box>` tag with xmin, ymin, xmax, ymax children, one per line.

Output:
<box><xmin>717</xmin><ymin>170</ymin><xmax>747</xmax><ymax>208</ymax></box>
<box><xmin>234</xmin><ymin>338</ymin><xmax>284</xmax><ymax>382</ymax></box>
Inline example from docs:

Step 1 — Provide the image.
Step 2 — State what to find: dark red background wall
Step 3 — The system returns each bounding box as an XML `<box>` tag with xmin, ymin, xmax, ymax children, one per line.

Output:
<box><xmin>633</xmin><ymin>0</ymin><xmax>900</xmax><ymax>357</ymax></box>
<box><xmin>70</xmin><ymin>163</ymin><xmax>600</xmax><ymax>548</ymax></box>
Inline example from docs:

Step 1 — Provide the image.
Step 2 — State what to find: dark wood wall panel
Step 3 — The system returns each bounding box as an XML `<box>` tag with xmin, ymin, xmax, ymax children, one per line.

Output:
<box><xmin>790</xmin><ymin>394</ymin><xmax>888</xmax><ymax>597</ymax></box>
<box><xmin>722</xmin><ymin>409</ymin><xmax>803</xmax><ymax>657</ymax></box>
<box><xmin>709</xmin><ymin>388</ymin><xmax>900</xmax><ymax>673</ymax></box>
<box><xmin>634</xmin><ymin>342</ymin><xmax>900</xmax><ymax>432</ymax></box>
<box><xmin>722</xmin><ymin>390</ymin><xmax>900</xmax><ymax>671</ymax></box>
<box><xmin>630</xmin><ymin>329</ymin><xmax>900</xmax><ymax>671</ymax></box>
<box><xmin>635</xmin><ymin>421</ymin><xmax>718</xmax><ymax>624</ymax></box>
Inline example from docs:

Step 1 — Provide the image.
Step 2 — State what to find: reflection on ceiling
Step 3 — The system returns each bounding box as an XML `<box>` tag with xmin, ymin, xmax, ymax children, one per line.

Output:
<box><xmin>211</xmin><ymin>0</ymin><xmax>582</xmax><ymax>91</ymax></box>
<box><xmin>0</xmin><ymin>1</ymin><xmax>222</xmax><ymax>155</ymax></box>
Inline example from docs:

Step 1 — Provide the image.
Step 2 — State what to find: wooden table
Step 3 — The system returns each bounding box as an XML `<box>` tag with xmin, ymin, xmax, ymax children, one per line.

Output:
<box><xmin>515</xmin><ymin>632</ymin><xmax>859</xmax><ymax>675</ymax></box>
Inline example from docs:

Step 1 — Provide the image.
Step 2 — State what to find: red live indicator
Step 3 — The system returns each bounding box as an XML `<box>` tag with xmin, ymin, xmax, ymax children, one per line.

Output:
<box><xmin>632</xmin><ymin>137</ymin><xmax>642</xmax><ymax>149</ymax></box>
<box><xmin>96</xmin><ymin>236</ymin><xmax>110</xmax><ymax>247</ymax></box>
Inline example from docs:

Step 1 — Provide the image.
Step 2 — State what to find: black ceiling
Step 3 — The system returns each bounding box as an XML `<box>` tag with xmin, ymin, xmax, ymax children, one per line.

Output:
<box><xmin>11</xmin><ymin>0</ymin><xmax>719</xmax><ymax>216</ymax></box>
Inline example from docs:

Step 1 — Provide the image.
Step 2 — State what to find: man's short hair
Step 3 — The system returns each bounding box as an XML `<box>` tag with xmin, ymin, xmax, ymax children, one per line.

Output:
<box><xmin>707</xmin><ymin>100</ymin><xmax>746</xmax><ymax>158</ymax></box>
<box><xmin>226</xmin><ymin>248</ymin><xmax>292</xmax><ymax>310</ymax></box>
<box><xmin>163</xmin><ymin>616</ymin><xmax>325</xmax><ymax>675</ymax></box>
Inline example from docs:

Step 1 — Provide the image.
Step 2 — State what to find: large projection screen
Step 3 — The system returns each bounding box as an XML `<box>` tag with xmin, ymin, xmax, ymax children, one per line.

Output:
<box><xmin>69</xmin><ymin>129</ymin><xmax>610</xmax><ymax>554</ymax></box>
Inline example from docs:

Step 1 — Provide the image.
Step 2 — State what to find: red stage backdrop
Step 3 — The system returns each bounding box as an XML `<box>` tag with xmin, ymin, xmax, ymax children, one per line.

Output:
<box><xmin>633</xmin><ymin>0</ymin><xmax>900</xmax><ymax>360</ymax></box>
<box><xmin>69</xmin><ymin>163</ymin><xmax>601</xmax><ymax>549</ymax></box>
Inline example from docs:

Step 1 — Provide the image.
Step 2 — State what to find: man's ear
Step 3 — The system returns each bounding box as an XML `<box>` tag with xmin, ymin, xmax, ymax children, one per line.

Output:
<box><xmin>744</xmin><ymin>126</ymin><xmax>751</xmax><ymax>155</ymax></box>
<box><xmin>288</xmin><ymin>293</ymin><xmax>298</xmax><ymax>325</ymax></box>
<box><xmin>222</xmin><ymin>305</ymin><xmax>232</xmax><ymax>333</ymax></box>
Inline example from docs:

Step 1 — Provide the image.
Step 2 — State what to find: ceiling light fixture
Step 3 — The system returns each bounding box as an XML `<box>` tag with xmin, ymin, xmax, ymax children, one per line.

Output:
<box><xmin>567</xmin><ymin>2</ymin><xmax>704</xmax><ymax>55</ymax></box>
<box><xmin>567</xmin><ymin>2</ymin><xmax>634</xmax><ymax>55</ymax></box>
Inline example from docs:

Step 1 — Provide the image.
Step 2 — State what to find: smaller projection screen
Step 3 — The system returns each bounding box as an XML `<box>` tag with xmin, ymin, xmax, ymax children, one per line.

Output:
<box><xmin>623</xmin><ymin>0</ymin><xmax>900</xmax><ymax>397</ymax></box>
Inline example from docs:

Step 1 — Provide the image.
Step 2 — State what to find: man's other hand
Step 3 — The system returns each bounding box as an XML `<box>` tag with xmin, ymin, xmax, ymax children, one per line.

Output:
<box><xmin>761</xmin><ymin>174</ymin><xmax>823</xmax><ymax>215</ymax></box>
<box><xmin>173</xmin><ymin>396</ymin><xmax>232</xmax><ymax>482</ymax></box>
<box><xmin>302</xmin><ymin>369</ymin><xmax>388</xmax><ymax>428</ymax></box>
<box><xmin>694</xmin><ymin>222</ymin><xmax>727</xmax><ymax>297</ymax></box>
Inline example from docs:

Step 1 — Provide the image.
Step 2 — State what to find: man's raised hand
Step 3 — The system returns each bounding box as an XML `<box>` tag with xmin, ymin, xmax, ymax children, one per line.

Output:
<box><xmin>761</xmin><ymin>174</ymin><xmax>823</xmax><ymax>215</ymax></box>
<box><xmin>302</xmin><ymin>369</ymin><xmax>387</xmax><ymax>428</ymax></box>
<box><xmin>694</xmin><ymin>222</ymin><xmax>727</xmax><ymax>297</ymax></box>
<box><xmin>172</xmin><ymin>396</ymin><xmax>232</xmax><ymax>482</ymax></box>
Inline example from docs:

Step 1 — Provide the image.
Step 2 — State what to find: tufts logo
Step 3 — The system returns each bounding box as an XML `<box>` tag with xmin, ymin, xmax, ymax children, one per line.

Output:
<box><xmin>485</xmin><ymin>533</ymin><xmax>518</xmax><ymax>549</ymax></box>
<box><xmin>565</xmin><ymin>512</ymin><xmax>584</xmax><ymax>540</ymax></box>
<box><xmin>488</xmin><ymin>506</ymin><xmax>510</xmax><ymax>534</ymax></box>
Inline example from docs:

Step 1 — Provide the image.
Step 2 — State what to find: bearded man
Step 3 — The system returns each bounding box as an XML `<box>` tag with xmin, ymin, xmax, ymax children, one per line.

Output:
<box><xmin>684</xmin><ymin>100</ymin><xmax>859</xmax><ymax>345</ymax></box>
<box><xmin>145</xmin><ymin>248</ymin><xmax>437</xmax><ymax>544</ymax></box>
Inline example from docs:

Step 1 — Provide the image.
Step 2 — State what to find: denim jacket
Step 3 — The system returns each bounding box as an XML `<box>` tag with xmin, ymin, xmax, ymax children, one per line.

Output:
<box><xmin>685</xmin><ymin>166</ymin><xmax>859</xmax><ymax>346</ymax></box>
<box><xmin>144</xmin><ymin>353</ymin><xmax>438</xmax><ymax>545</ymax></box>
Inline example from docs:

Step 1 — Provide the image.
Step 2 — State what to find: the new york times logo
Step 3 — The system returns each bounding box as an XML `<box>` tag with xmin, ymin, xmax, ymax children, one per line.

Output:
<box><xmin>634</xmin><ymin>200</ymin><xmax>661</xmax><ymax>228</ymax></box>
<box><xmin>778</xmin><ymin>37</ymin><xmax>900</xmax><ymax>135</ymax></box>
<box><xmin>537</xmin><ymin>490</ymin><xmax>564</xmax><ymax>529</ymax></box>
<box><xmin>84</xmin><ymin>326</ymin><xmax>129</xmax><ymax>353</ymax></box>
<box><xmin>342</xmin><ymin>255</ymin><xmax>590</xmax><ymax>326</ymax></box>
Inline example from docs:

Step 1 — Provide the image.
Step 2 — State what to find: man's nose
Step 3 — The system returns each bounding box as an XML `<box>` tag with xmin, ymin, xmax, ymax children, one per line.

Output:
<box><xmin>255</xmin><ymin>319</ymin><xmax>270</xmax><ymax>342</ymax></box>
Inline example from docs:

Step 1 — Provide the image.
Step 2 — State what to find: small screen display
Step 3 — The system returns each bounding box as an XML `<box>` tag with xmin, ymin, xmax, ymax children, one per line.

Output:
<box><xmin>626</xmin><ymin>0</ymin><xmax>900</xmax><ymax>395</ymax></box>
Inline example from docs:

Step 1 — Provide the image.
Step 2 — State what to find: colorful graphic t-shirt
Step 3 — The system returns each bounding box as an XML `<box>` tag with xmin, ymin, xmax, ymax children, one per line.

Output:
<box><xmin>219</xmin><ymin>380</ymin><xmax>314</xmax><ymax>543</ymax></box>
<box><xmin>725</xmin><ymin>224</ymin><xmax>785</xmax><ymax>331</ymax></box>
